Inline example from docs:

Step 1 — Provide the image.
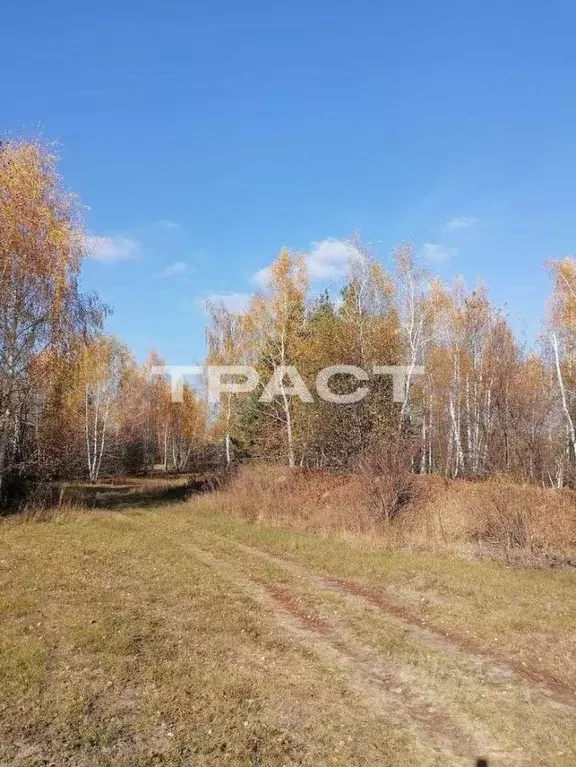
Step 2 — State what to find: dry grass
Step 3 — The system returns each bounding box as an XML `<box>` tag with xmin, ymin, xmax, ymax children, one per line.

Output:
<box><xmin>2</xmin><ymin>476</ymin><xmax>576</xmax><ymax>765</ymax></box>
<box><xmin>183</xmin><ymin>515</ymin><xmax>576</xmax><ymax>763</ymax></box>
<box><xmin>191</xmin><ymin>506</ymin><xmax>576</xmax><ymax>696</ymax></box>
<box><xmin>206</xmin><ymin>464</ymin><xmax>380</xmax><ymax>534</ymax></box>
<box><xmin>0</xmin><ymin>508</ymin><xmax>423</xmax><ymax>766</ymax></box>
<box><xmin>204</xmin><ymin>464</ymin><xmax>576</xmax><ymax>562</ymax></box>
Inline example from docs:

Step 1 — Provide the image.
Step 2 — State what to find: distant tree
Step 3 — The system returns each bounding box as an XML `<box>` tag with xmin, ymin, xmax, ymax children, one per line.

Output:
<box><xmin>547</xmin><ymin>258</ymin><xmax>576</xmax><ymax>455</ymax></box>
<box><xmin>71</xmin><ymin>336</ymin><xmax>131</xmax><ymax>483</ymax></box>
<box><xmin>206</xmin><ymin>300</ymin><xmax>250</xmax><ymax>464</ymax></box>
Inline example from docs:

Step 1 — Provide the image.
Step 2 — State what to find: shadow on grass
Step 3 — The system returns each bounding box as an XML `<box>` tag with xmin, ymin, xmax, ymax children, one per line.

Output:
<box><xmin>58</xmin><ymin>475</ymin><xmax>221</xmax><ymax>511</ymax></box>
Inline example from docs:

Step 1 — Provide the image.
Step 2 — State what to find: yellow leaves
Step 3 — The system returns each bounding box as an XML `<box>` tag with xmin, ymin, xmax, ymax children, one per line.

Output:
<box><xmin>239</xmin><ymin>248</ymin><xmax>310</xmax><ymax>367</ymax></box>
<box><xmin>206</xmin><ymin>301</ymin><xmax>250</xmax><ymax>366</ymax></box>
<box><xmin>547</xmin><ymin>257</ymin><xmax>576</xmax><ymax>341</ymax></box>
<box><xmin>369</xmin><ymin>260</ymin><xmax>394</xmax><ymax>299</ymax></box>
<box><xmin>266</xmin><ymin>248</ymin><xmax>309</xmax><ymax>322</ymax></box>
<box><xmin>268</xmin><ymin>247</ymin><xmax>308</xmax><ymax>297</ymax></box>
<box><xmin>0</xmin><ymin>139</ymin><xmax>82</xmax><ymax>292</ymax></box>
<box><xmin>176</xmin><ymin>384</ymin><xmax>207</xmax><ymax>440</ymax></box>
<box><xmin>73</xmin><ymin>336</ymin><xmax>131</xmax><ymax>393</ymax></box>
<box><xmin>428</xmin><ymin>278</ymin><xmax>450</xmax><ymax>315</ymax></box>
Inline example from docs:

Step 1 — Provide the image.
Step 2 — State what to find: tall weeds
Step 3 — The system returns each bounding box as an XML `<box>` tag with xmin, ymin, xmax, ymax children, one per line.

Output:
<box><xmin>197</xmin><ymin>463</ymin><xmax>576</xmax><ymax>561</ymax></box>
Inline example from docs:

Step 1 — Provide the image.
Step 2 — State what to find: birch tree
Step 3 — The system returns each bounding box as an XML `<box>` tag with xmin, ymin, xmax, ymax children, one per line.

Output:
<box><xmin>245</xmin><ymin>249</ymin><xmax>308</xmax><ymax>467</ymax></box>
<box><xmin>547</xmin><ymin>258</ymin><xmax>576</xmax><ymax>463</ymax></box>
<box><xmin>74</xmin><ymin>337</ymin><xmax>130</xmax><ymax>483</ymax></box>
<box><xmin>393</xmin><ymin>245</ymin><xmax>445</xmax><ymax>434</ymax></box>
<box><xmin>206</xmin><ymin>300</ymin><xmax>249</xmax><ymax>464</ymax></box>
<box><xmin>0</xmin><ymin>139</ymin><xmax>104</xmax><ymax>503</ymax></box>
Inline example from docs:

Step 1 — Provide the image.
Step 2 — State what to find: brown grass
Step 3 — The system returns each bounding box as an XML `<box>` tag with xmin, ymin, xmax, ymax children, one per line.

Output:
<box><xmin>0</xmin><ymin>505</ymin><xmax>448</xmax><ymax>766</ymax></box>
<box><xmin>202</xmin><ymin>464</ymin><xmax>576</xmax><ymax>562</ymax></box>
<box><xmin>2</xmin><ymin>481</ymin><xmax>576</xmax><ymax>764</ymax></box>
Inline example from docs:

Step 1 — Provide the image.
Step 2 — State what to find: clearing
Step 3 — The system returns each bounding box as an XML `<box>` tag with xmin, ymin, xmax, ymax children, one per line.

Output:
<box><xmin>1</xmin><ymin>483</ymin><xmax>575</xmax><ymax>766</ymax></box>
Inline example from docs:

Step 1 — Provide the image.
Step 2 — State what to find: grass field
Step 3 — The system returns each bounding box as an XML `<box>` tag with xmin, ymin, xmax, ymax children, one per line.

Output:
<box><xmin>1</xmin><ymin>484</ymin><xmax>576</xmax><ymax>766</ymax></box>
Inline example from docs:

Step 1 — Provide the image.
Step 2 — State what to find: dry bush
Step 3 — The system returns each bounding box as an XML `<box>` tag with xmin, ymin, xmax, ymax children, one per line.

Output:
<box><xmin>479</xmin><ymin>481</ymin><xmax>531</xmax><ymax>550</ymax></box>
<box><xmin>354</xmin><ymin>438</ymin><xmax>420</xmax><ymax>524</ymax></box>
<box><xmin>198</xmin><ymin>452</ymin><xmax>432</xmax><ymax>542</ymax></box>
<box><xmin>197</xmin><ymin>463</ymin><xmax>576</xmax><ymax>563</ymax></box>
<box><xmin>199</xmin><ymin>463</ymin><xmax>380</xmax><ymax>535</ymax></box>
<box><xmin>477</xmin><ymin>478</ymin><xmax>576</xmax><ymax>556</ymax></box>
<box><xmin>398</xmin><ymin>475</ymin><xmax>576</xmax><ymax>561</ymax></box>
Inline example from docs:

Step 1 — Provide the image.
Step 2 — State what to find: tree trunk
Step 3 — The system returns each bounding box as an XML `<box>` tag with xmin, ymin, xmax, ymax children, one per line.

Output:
<box><xmin>552</xmin><ymin>333</ymin><xmax>576</xmax><ymax>460</ymax></box>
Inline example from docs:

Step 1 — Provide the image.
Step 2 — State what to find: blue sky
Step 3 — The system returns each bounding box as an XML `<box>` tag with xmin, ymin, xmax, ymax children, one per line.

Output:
<box><xmin>3</xmin><ymin>0</ymin><xmax>576</xmax><ymax>361</ymax></box>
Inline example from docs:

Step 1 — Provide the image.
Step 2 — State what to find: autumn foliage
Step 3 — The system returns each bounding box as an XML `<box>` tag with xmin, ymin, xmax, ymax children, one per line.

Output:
<box><xmin>3</xmin><ymin>137</ymin><xmax>576</xmax><ymax>529</ymax></box>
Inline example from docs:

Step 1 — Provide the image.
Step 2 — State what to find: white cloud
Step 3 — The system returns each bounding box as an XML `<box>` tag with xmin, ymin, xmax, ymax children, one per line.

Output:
<box><xmin>444</xmin><ymin>216</ymin><xmax>477</xmax><ymax>230</ymax></box>
<box><xmin>305</xmin><ymin>238</ymin><xmax>360</xmax><ymax>280</ymax></box>
<box><xmin>85</xmin><ymin>234</ymin><xmax>141</xmax><ymax>263</ymax></box>
<box><xmin>161</xmin><ymin>261</ymin><xmax>189</xmax><ymax>277</ymax></box>
<box><xmin>252</xmin><ymin>237</ymin><xmax>360</xmax><ymax>287</ymax></box>
<box><xmin>202</xmin><ymin>293</ymin><xmax>252</xmax><ymax>313</ymax></box>
<box><xmin>421</xmin><ymin>242</ymin><xmax>457</xmax><ymax>263</ymax></box>
<box><xmin>252</xmin><ymin>266</ymin><xmax>271</xmax><ymax>288</ymax></box>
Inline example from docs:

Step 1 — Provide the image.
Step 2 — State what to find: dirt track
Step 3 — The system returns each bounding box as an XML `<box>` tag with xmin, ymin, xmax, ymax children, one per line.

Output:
<box><xmin>182</xmin><ymin>533</ymin><xmax>576</xmax><ymax>767</ymax></box>
<box><xmin>2</xmin><ymin>503</ymin><xmax>575</xmax><ymax>766</ymax></box>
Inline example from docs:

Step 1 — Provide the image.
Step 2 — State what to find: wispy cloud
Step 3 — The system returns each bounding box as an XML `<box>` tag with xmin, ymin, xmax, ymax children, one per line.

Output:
<box><xmin>252</xmin><ymin>237</ymin><xmax>360</xmax><ymax>287</ymax></box>
<box><xmin>200</xmin><ymin>293</ymin><xmax>252</xmax><ymax>313</ymax></box>
<box><xmin>85</xmin><ymin>234</ymin><xmax>141</xmax><ymax>263</ymax></box>
<box><xmin>444</xmin><ymin>216</ymin><xmax>477</xmax><ymax>231</ymax></box>
<box><xmin>161</xmin><ymin>261</ymin><xmax>190</xmax><ymax>278</ymax></box>
<box><xmin>421</xmin><ymin>242</ymin><xmax>457</xmax><ymax>263</ymax></box>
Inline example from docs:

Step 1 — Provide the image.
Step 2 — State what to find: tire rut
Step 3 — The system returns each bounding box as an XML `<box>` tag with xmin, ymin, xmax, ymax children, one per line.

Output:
<box><xmin>183</xmin><ymin>542</ymin><xmax>509</xmax><ymax>766</ymax></box>
<box><xmin>230</xmin><ymin>539</ymin><xmax>576</xmax><ymax>713</ymax></box>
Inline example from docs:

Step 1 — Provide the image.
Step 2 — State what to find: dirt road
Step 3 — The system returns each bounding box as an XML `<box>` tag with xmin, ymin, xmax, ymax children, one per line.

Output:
<box><xmin>181</xmin><ymin>528</ymin><xmax>576</xmax><ymax>767</ymax></box>
<box><xmin>1</xmin><ymin>502</ymin><xmax>575</xmax><ymax>765</ymax></box>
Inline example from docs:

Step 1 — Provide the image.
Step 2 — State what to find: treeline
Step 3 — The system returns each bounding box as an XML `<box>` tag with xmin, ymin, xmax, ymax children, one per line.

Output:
<box><xmin>2</xmin><ymin>138</ymin><xmax>576</xmax><ymax>509</ymax></box>
<box><xmin>207</xmin><ymin>246</ymin><xmax>576</xmax><ymax>487</ymax></box>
